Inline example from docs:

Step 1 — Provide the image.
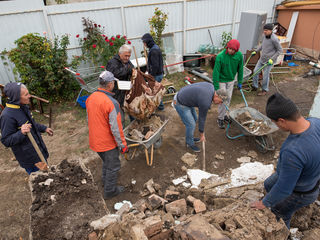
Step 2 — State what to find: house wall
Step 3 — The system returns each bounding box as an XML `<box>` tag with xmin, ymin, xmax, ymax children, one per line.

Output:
<box><xmin>277</xmin><ymin>4</ymin><xmax>320</xmax><ymax>59</ymax></box>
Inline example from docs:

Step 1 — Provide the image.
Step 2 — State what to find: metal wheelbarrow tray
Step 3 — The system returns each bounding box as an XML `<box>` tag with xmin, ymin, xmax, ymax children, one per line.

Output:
<box><xmin>123</xmin><ymin>114</ymin><xmax>169</xmax><ymax>166</ymax></box>
<box><xmin>226</xmin><ymin>107</ymin><xmax>278</xmax><ymax>153</ymax></box>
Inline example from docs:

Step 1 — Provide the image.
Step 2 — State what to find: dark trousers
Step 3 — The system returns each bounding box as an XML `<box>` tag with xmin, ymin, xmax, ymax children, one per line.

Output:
<box><xmin>264</xmin><ymin>172</ymin><xmax>319</xmax><ymax>229</ymax></box>
<box><xmin>97</xmin><ymin>148</ymin><xmax>121</xmax><ymax>197</ymax></box>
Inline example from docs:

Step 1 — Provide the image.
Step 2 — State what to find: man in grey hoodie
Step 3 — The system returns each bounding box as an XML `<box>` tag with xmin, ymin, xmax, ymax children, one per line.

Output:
<box><xmin>252</xmin><ymin>23</ymin><xmax>283</xmax><ymax>96</ymax></box>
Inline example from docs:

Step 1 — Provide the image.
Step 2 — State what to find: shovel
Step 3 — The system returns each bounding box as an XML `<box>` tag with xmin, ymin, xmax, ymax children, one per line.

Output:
<box><xmin>202</xmin><ymin>141</ymin><xmax>206</xmax><ymax>171</ymax></box>
<box><xmin>27</xmin><ymin>132</ymin><xmax>50</xmax><ymax>171</ymax></box>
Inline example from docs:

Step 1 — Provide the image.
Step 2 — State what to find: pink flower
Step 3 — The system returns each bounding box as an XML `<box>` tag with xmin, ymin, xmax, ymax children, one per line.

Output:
<box><xmin>105</xmin><ymin>36</ymin><xmax>108</xmax><ymax>40</ymax></box>
<box><xmin>102</xmin><ymin>34</ymin><xmax>106</xmax><ymax>37</ymax></box>
<box><xmin>105</xmin><ymin>39</ymin><xmax>109</xmax><ymax>43</ymax></box>
<box><xmin>122</xmin><ymin>35</ymin><xmax>127</xmax><ymax>40</ymax></box>
<box><xmin>109</xmin><ymin>42</ymin><xmax>114</xmax><ymax>46</ymax></box>
<box><xmin>111</xmin><ymin>37</ymin><xmax>115</xmax><ymax>41</ymax></box>
<box><xmin>116</xmin><ymin>35</ymin><xmax>120</xmax><ymax>39</ymax></box>
<box><xmin>92</xmin><ymin>44</ymin><xmax>96</xmax><ymax>48</ymax></box>
<box><xmin>76</xmin><ymin>34</ymin><xmax>80</xmax><ymax>38</ymax></box>
<box><xmin>127</xmin><ymin>40</ymin><xmax>131</xmax><ymax>45</ymax></box>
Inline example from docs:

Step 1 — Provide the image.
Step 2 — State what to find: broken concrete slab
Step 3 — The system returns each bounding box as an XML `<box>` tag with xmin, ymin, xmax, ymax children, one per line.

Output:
<box><xmin>181</xmin><ymin>152</ymin><xmax>197</xmax><ymax>166</ymax></box>
<box><xmin>187</xmin><ymin>169</ymin><xmax>216</xmax><ymax>187</ymax></box>
<box><xmin>172</xmin><ymin>175</ymin><xmax>187</xmax><ymax>186</ymax></box>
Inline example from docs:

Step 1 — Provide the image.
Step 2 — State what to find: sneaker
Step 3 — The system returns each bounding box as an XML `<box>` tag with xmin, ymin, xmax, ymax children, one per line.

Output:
<box><xmin>104</xmin><ymin>185</ymin><xmax>125</xmax><ymax>199</ymax></box>
<box><xmin>187</xmin><ymin>144</ymin><xmax>201</xmax><ymax>153</ymax></box>
<box><xmin>257</xmin><ymin>90</ymin><xmax>267</xmax><ymax>96</ymax></box>
<box><xmin>193</xmin><ymin>137</ymin><xmax>200</xmax><ymax>143</ymax></box>
<box><xmin>224</xmin><ymin>115</ymin><xmax>232</xmax><ymax>124</ymax></box>
<box><xmin>217</xmin><ymin>119</ymin><xmax>225</xmax><ymax>129</ymax></box>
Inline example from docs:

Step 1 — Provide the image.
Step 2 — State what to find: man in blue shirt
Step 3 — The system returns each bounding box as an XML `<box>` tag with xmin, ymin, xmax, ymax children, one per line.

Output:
<box><xmin>251</xmin><ymin>93</ymin><xmax>320</xmax><ymax>229</ymax></box>
<box><xmin>173</xmin><ymin>82</ymin><xmax>225</xmax><ymax>152</ymax></box>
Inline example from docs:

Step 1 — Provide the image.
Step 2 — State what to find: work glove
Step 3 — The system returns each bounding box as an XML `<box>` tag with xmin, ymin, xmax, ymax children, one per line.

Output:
<box><xmin>121</xmin><ymin>146</ymin><xmax>129</xmax><ymax>154</ymax></box>
<box><xmin>237</xmin><ymin>83</ymin><xmax>242</xmax><ymax>90</ymax></box>
<box><xmin>251</xmin><ymin>51</ymin><xmax>257</xmax><ymax>56</ymax></box>
<box><xmin>268</xmin><ymin>59</ymin><xmax>273</xmax><ymax>65</ymax></box>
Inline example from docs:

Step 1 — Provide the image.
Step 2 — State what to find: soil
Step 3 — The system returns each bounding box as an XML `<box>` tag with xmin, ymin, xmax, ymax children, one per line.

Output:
<box><xmin>0</xmin><ymin>63</ymin><xmax>319</xmax><ymax>239</ymax></box>
<box><xmin>29</xmin><ymin>159</ymin><xmax>107</xmax><ymax>240</ymax></box>
<box><xmin>235</xmin><ymin>111</ymin><xmax>271</xmax><ymax>135</ymax></box>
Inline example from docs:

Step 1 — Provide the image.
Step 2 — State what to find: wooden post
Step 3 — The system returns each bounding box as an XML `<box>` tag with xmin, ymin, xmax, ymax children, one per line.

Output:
<box><xmin>132</xmin><ymin>46</ymin><xmax>140</xmax><ymax>71</ymax></box>
<box><xmin>143</xmin><ymin>45</ymin><xmax>148</xmax><ymax>66</ymax></box>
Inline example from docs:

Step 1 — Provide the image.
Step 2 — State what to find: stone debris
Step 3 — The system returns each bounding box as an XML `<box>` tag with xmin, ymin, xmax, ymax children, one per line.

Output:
<box><xmin>145</xmin><ymin>178</ymin><xmax>156</xmax><ymax>194</ymax></box>
<box><xmin>235</xmin><ymin>111</ymin><xmax>271</xmax><ymax>135</ymax></box>
<box><xmin>147</xmin><ymin>194</ymin><xmax>167</xmax><ymax>210</ymax></box>
<box><xmin>39</xmin><ymin>178</ymin><xmax>54</xmax><ymax>186</ymax></box>
<box><xmin>88</xmin><ymin>231</ymin><xmax>98</xmax><ymax>240</ymax></box>
<box><xmin>274</xmin><ymin>150</ymin><xmax>280</xmax><ymax>159</ymax></box>
<box><xmin>186</xmin><ymin>195</ymin><xmax>206</xmax><ymax>213</ymax></box>
<box><xmin>215</xmin><ymin>154</ymin><xmax>225</xmax><ymax>160</ymax></box>
<box><xmin>164</xmin><ymin>190</ymin><xmax>180</xmax><ymax>202</ymax></box>
<box><xmin>90</xmin><ymin>214</ymin><xmax>120</xmax><ymax>230</ymax></box>
<box><xmin>248</xmin><ymin>150</ymin><xmax>258</xmax><ymax>159</ymax></box>
<box><xmin>181</xmin><ymin>152</ymin><xmax>197</xmax><ymax>166</ymax></box>
<box><xmin>236</xmin><ymin>156</ymin><xmax>251</xmax><ymax>163</ymax></box>
<box><xmin>181</xmin><ymin>182</ymin><xmax>191</xmax><ymax>188</ymax></box>
<box><xmin>114</xmin><ymin>200</ymin><xmax>132</xmax><ymax>211</ymax></box>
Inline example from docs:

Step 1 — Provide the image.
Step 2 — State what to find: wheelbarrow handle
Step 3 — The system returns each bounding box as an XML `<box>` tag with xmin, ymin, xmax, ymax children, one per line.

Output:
<box><xmin>127</xmin><ymin>143</ymin><xmax>140</xmax><ymax>148</ymax></box>
<box><xmin>240</xmin><ymin>89</ymin><xmax>248</xmax><ymax>107</ymax></box>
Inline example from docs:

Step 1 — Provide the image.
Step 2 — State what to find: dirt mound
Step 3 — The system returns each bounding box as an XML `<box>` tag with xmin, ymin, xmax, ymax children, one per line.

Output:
<box><xmin>29</xmin><ymin>159</ymin><xmax>107</xmax><ymax>240</ymax></box>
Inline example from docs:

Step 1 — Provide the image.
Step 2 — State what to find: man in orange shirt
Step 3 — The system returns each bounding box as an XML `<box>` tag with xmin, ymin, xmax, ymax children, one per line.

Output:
<box><xmin>86</xmin><ymin>71</ymin><xmax>128</xmax><ymax>199</ymax></box>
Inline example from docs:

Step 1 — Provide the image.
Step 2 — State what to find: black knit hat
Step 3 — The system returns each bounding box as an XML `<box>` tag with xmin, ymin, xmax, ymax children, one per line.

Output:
<box><xmin>264</xmin><ymin>23</ymin><xmax>274</xmax><ymax>30</ymax></box>
<box><xmin>266</xmin><ymin>93</ymin><xmax>298</xmax><ymax>120</ymax></box>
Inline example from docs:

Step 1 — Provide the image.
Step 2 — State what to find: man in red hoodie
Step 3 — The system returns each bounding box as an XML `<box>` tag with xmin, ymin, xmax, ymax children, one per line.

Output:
<box><xmin>86</xmin><ymin>71</ymin><xmax>128</xmax><ymax>199</ymax></box>
<box><xmin>212</xmin><ymin>39</ymin><xmax>243</xmax><ymax>129</ymax></box>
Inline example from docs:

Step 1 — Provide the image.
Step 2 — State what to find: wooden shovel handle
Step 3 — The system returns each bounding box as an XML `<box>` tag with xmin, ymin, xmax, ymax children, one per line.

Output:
<box><xmin>27</xmin><ymin>132</ymin><xmax>48</xmax><ymax>166</ymax></box>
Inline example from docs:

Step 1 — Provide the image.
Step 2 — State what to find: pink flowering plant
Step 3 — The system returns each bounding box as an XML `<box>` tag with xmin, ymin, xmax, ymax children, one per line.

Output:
<box><xmin>73</xmin><ymin>18</ymin><xmax>130</xmax><ymax>68</ymax></box>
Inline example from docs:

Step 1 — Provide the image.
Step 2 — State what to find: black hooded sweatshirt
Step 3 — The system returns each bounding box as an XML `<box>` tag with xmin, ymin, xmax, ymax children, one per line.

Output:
<box><xmin>141</xmin><ymin>33</ymin><xmax>164</xmax><ymax>76</ymax></box>
<box><xmin>0</xmin><ymin>82</ymin><xmax>49</xmax><ymax>169</ymax></box>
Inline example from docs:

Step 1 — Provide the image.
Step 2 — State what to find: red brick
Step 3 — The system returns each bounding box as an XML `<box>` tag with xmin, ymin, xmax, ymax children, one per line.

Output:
<box><xmin>143</xmin><ymin>215</ymin><xmax>163</xmax><ymax>238</ymax></box>
<box><xmin>193</xmin><ymin>199</ymin><xmax>206</xmax><ymax>213</ymax></box>
<box><xmin>149</xmin><ymin>229</ymin><xmax>173</xmax><ymax>240</ymax></box>
<box><xmin>186</xmin><ymin>195</ymin><xmax>196</xmax><ymax>204</ymax></box>
<box><xmin>134</xmin><ymin>199</ymin><xmax>148</xmax><ymax>212</ymax></box>
<box><xmin>165</xmin><ymin>199</ymin><xmax>187</xmax><ymax>217</ymax></box>
<box><xmin>147</xmin><ymin>194</ymin><xmax>167</xmax><ymax>210</ymax></box>
<box><xmin>164</xmin><ymin>190</ymin><xmax>180</xmax><ymax>202</ymax></box>
<box><xmin>88</xmin><ymin>231</ymin><xmax>98</xmax><ymax>240</ymax></box>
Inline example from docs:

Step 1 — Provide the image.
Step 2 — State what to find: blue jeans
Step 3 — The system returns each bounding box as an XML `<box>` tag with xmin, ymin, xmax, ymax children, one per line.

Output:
<box><xmin>154</xmin><ymin>74</ymin><xmax>164</xmax><ymax>110</ymax></box>
<box><xmin>97</xmin><ymin>148</ymin><xmax>121</xmax><ymax>197</ymax></box>
<box><xmin>174</xmin><ymin>100</ymin><xmax>198</xmax><ymax>147</ymax></box>
<box><xmin>24</xmin><ymin>165</ymin><xmax>39</xmax><ymax>175</ymax></box>
<box><xmin>252</xmin><ymin>60</ymin><xmax>273</xmax><ymax>92</ymax></box>
<box><xmin>264</xmin><ymin>172</ymin><xmax>319</xmax><ymax>229</ymax></box>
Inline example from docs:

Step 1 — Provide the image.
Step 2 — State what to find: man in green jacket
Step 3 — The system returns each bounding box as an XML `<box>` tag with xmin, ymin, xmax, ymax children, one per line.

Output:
<box><xmin>213</xmin><ymin>39</ymin><xmax>243</xmax><ymax>129</ymax></box>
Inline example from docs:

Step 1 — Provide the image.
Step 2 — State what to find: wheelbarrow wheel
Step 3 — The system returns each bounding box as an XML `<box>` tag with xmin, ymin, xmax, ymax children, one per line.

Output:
<box><xmin>154</xmin><ymin>136</ymin><xmax>162</xmax><ymax>149</ymax></box>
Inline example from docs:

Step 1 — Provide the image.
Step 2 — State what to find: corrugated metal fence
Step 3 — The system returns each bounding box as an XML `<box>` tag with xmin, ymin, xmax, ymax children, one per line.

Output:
<box><xmin>0</xmin><ymin>0</ymin><xmax>280</xmax><ymax>85</ymax></box>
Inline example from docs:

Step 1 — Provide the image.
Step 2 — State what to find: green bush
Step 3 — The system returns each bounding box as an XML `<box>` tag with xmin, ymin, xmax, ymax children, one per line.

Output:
<box><xmin>221</xmin><ymin>31</ymin><xmax>232</xmax><ymax>48</ymax></box>
<box><xmin>148</xmin><ymin>8</ymin><xmax>168</xmax><ymax>52</ymax></box>
<box><xmin>7</xmin><ymin>33</ymin><xmax>78</xmax><ymax>101</ymax></box>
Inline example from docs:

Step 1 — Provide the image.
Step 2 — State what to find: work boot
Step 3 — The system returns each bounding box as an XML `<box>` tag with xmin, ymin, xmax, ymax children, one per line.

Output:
<box><xmin>217</xmin><ymin>119</ymin><xmax>225</xmax><ymax>129</ymax></box>
<box><xmin>193</xmin><ymin>137</ymin><xmax>200</xmax><ymax>143</ymax></box>
<box><xmin>224</xmin><ymin>115</ymin><xmax>232</xmax><ymax>124</ymax></box>
<box><xmin>104</xmin><ymin>185</ymin><xmax>125</xmax><ymax>200</ymax></box>
<box><xmin>187</xmin><ymin>144</ymin><xmax>200</xmax><ymax>153</ymax></box>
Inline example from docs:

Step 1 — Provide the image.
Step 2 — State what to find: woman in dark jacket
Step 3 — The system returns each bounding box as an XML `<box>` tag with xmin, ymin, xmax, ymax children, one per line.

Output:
<box><xmin>0</xmin><ymin>82</ymin><xmax>53</xmax><ymax>174</ymax></box>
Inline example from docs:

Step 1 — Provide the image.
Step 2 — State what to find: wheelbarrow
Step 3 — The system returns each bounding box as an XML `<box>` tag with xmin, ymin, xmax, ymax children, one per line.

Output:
<box><xmin>123</xmin><ymin>114</ymin><xmax>169</xmax><ymax>166</ymax></box>
<box><xmin>225</xmin><ymin>89</ymin><xmax>278</xmax><ymax>153</ymax></box>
